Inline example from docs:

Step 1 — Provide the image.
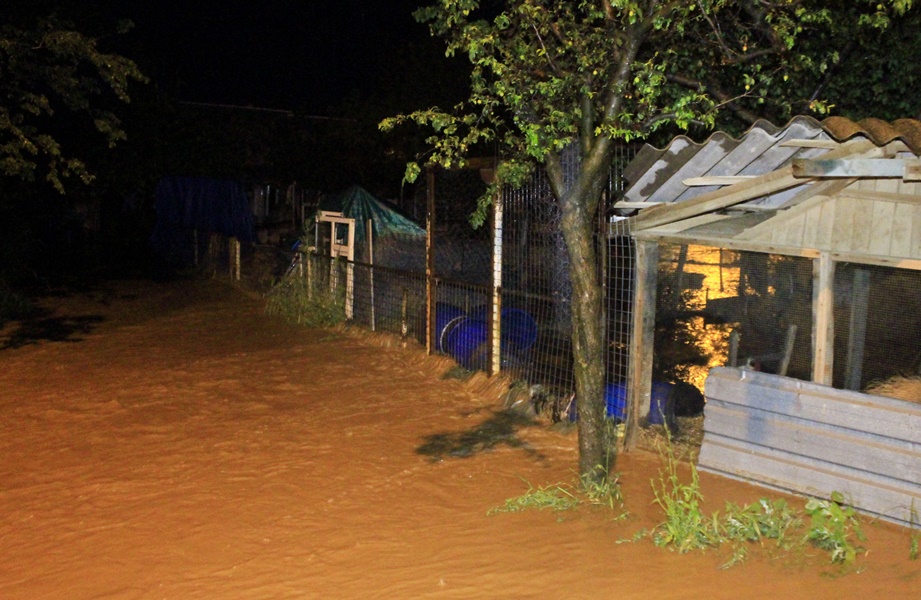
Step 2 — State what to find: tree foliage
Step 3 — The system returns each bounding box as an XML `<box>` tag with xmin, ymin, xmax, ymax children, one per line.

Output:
<box><xmin>384</xmin><ymin>0</ymin><xmax>915</xmax><ymax>200</ymax></box>
<box><xmin>382</xmin><ymin>0</ymin><xmax>915</xmax><ymax>481</ymax></box>
<box><xmin>0</xmin><ymin>13</ymin><xmax>146</xmax><ymax>193</ymax></box>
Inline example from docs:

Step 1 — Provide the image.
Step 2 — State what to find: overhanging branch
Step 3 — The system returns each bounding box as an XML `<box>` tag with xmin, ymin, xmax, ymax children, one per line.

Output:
<box><xmin>666</xmin><ymin>72</ymin><xmax>761</xmax><ymax>125</ymax></box>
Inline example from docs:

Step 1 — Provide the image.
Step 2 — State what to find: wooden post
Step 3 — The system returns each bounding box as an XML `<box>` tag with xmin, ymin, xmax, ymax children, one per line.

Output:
<box><xmin>306</xmin><ymin>251</ymin><xmax>313</xmax><ymax>300</ymax></box>
<box><xmin>490</xmin><ymin>190</ymin><xmax>503</xmax><ymax>376</ymax></box>
<box><xmin>779</xmin><ymin>324</ymin><xmax>798</xmax><ymax>377</ymax></box>
<box><xmin>812</xmin><ymin>252</ymin><xmax>835</xmax><ymax>385</ymax></box>
<box><xmin>625</xmin><ymin>239</ymin><xmax>658</xmax><ymax>451</ymax></box>
<box><xmin>368</xmin><ymin>218</ymin><xmax>376</xmax><ymax>332</ymax></box>
<box><xmin>401</xmin><ymin>287</ymin><xmax>408</xmax><ymax>339</ymax></box>
<box><xmin>230</xmin><ymin>237</ymin><xmax>241</xmax><ymax>281</ymax></box>
<box><xmin>728</xmin><ymin>328</ymin><xmax>740</xmax><ymax>367</ymax></box>
<box><xmin>672</xmin><ymin>244</ymin><xmax>688</xmax><ymax>309</ymax></box>
<box><xmin>845</xmin><ymin>268</ymin><xmax>871</xmax><ymax>390</ymax></box>
<box><xmin>425</xmin><ymin>168</ymin><xmax>436</xmax><ymax>354</ymax></box>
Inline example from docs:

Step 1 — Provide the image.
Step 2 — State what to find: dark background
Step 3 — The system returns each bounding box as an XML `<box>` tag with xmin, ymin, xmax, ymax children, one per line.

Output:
<box><xmin>0</xmin><ymin>1</ymin><xmax>475</xmax><ymax>284</ymax></box>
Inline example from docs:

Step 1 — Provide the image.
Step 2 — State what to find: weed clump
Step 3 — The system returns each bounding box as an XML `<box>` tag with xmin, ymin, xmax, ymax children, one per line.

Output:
<box><xmin>265</xmin><ymin>255</ymin><xmax>346</xmax><ymax>327</ymax></box>
<box><xmin>804</xmin><ymin>492</ymin><xmax>866</xmax><ymax>564</ymax></box>
<box><xmin>649</xmin><ymin>440</ymin><xmax>868</xmax><ymax>567</ymax></box>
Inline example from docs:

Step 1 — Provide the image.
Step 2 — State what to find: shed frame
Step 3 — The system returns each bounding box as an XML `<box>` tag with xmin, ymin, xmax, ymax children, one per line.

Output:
<box><xmin>621</xmin><ymin>116</ymin><xmax>921</xmax><ymax>524</ymax></box>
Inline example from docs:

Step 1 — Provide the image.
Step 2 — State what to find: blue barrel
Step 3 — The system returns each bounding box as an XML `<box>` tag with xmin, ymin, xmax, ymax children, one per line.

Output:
<box><xmin>436</xmin><ymin>304</ymin><xmax>539</xmax><ymax>370</ymax></box>
<box><xmin>498</xmin><ymin>308</ymin><xmax>538</xmax><ymax>354</ymax></box>
<box><xmin>568</xmin><ymin>381</ymin><xmax>674</xmax><ymax>422</ymax></box>
<box><xmin>435</xmin><ymin>303</ymin><xmax>469</xmax><ymax>354</ymax></box>
<box><xmin>468</xmin><ymin>306</ymin><xmax>539</xmax><ymax>355</ymax></box>
<box><xmin>647</xmin><ymin>381</ymin><xmax>674</xmax><ymax>425</ymax></box>
<box><xmin>606</xmin><ymin>382</ymin><xmax>628</xmax><ymax>419</ymax></box>
<box><xmin>443</xmin><ymin>317</ymin><xmax>489</xmax><ymax>369</ymax></box>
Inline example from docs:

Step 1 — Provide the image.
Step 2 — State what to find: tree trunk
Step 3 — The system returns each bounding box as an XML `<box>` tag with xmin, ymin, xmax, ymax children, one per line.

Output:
<box><xmin>559</xmin><ymin>187</ymin><xmax>609</xmax><ymax>483</ymax></box>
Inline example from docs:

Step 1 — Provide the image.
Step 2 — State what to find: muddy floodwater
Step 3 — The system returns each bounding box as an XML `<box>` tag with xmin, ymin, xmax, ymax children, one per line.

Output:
<box><xmin>1</xmin><ymin>279</ymin><xmax>918</xmax><ymax>599</ymax></box>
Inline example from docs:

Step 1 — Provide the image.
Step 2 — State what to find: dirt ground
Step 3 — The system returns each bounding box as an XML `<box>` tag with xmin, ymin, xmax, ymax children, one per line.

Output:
<box><xmin>1</xmin><ymin>278</ymin><xmax>918</xmax><ymax>600</ymax></box>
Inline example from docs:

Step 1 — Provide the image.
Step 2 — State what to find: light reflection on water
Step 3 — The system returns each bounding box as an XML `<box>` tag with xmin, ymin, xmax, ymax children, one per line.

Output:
<box><xmin>660</xmin><ymin>245</ymin><xmax>740</xmax><ymax>392</ymax></box>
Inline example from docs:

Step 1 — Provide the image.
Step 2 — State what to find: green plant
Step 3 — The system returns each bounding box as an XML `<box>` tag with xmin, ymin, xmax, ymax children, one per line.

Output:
<box><xmin>803</xmin><ymin>492</ymin><xmax>866</xmax><ymax>564</ymax></box>
<box><xmin>265</xmin><ymin>255</ymin><xmax>346</xmax><ymax>327</ymax></box>
<box><xmin>489</xmin><ymin>466</ymin><xmax>626</xmax><ymax>517</ymax></box>
<box><xmin>581</xmin><ymin>468</ymin><xmax>625</xmax><ymax>512</ymax></box>
<box><xmin>909</xmin><ymin>503</ymin><xmax>920</xmax><ymax>561</ymax></box>
<box><xmin>651</xmin><ymin>444</ymin><xmax>720</xmax><ymax>553</ymax></box>
<box><xmin>616</xmin><ymin>529</ymin><xmax>649</xmax><ymax>545</ymax></box>
<box><xmin>487</xmin><ymin>481</ymin><xmax>580</xmax><ymax>515</ymax></box>
<box><xmin>722</xmin><ymin>498</ymin><xmax>801</xmax><ymax>548</ymax></box>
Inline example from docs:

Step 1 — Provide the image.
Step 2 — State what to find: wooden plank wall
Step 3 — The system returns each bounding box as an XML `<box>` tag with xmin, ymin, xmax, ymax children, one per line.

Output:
<box><xmin>745</xmin><ymin>189</ymin><xmax>921</xmax><ymax>260</ymax></box>
<box><xmin>698</xmin><ymin>367</ymin><xmax>921</xmax><ymax>526</ymax></box>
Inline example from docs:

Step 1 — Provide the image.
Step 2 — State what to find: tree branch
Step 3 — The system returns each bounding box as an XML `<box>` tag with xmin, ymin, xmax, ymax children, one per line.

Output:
<box><xmin>666</xmin><ymin>72</ymin><xmax>762</xmax><ymax>125</ymax></box>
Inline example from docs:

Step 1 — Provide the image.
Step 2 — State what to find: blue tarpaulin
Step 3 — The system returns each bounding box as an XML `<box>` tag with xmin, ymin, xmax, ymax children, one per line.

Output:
<box><xmin>150</xmin><ymin>177</ymin><xmax>256</xmax><ymax>264</ymax></box>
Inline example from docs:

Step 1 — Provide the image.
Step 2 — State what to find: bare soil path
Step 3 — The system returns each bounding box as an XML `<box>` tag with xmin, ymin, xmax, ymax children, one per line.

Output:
<box><xmin>0</xmin><ymin>279</ymin><xmax>917</xmax><ymax>599</ymax></box>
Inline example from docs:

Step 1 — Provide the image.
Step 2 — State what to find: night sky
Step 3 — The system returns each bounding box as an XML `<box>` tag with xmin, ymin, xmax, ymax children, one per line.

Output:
<box><xmin>98</xmin><ymin>1</ymin><xmax>434</xmax><ymax>113</ymax></box>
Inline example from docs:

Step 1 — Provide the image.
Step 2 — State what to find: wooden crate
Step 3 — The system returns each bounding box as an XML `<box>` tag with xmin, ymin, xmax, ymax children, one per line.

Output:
<box><xmin>698</xmin><ymin>367</ymin><xmax>921</xmax><ymax>526</ymax></box>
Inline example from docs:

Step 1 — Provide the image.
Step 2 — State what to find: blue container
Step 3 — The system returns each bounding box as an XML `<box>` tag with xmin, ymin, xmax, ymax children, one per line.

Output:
<box><xmin>647</xmin><ymin>381</ymin><xmax>674</xmax><ymax>425</ymax></box>
<box><xmin>468</xmin><ymin>306</ymin><xmax>539</xmax><ymax>354</ymax></box>
<box><xmin>498</xmin><ymin>308</ymin><xmax>538</xmax><ymax>354</ymax></box>
<box><xmin>568</xmin><ymin>381</ymin><xmax>674</xmax><ymax>423</ymax></box>
<box><xmin>438</xmin><ymin>305</ymin><xmax>539</xmax><ymax>370</ymax></box>
<box><xmin>435</xmin><ymin>303</ymin><xmax>469</xmax><ymax>354</ymax></box>
<box><xmin>605</xmin><ymin>382</ymin><xmax>628</xmax><ymax>420</ymax></box>
<box><xmin>443</xmin><ymin>317</ymin><xmax>489</xmax><ymax>369</ymax></box>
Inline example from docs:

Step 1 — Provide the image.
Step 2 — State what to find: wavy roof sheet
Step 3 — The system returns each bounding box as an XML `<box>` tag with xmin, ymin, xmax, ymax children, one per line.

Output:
<box><xmin>622</xmin><ymin>116</ymin><xmax>921</xmax><ymax>209</ymax></box>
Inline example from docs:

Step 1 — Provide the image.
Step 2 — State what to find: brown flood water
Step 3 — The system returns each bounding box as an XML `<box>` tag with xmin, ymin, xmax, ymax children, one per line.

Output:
<box><xmin>0</xmin><ymin>279</ymin><xmax>918</xmax><ymax>599</ymax></box>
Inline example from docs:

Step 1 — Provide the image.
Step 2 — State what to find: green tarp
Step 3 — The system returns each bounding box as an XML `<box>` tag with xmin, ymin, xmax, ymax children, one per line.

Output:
<box><xmin>319</xmin><ymin>185</ymin><xmax>424</xmax><ymax>244</ymax></box>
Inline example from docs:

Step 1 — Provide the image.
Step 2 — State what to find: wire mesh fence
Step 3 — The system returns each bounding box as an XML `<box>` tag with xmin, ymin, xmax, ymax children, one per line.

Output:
<box><xmin>833</xmin><ymin>263</ymin><xmax>921</xmax><ymax>392</ymax></box>
<box><xmin>265</xmin><ymin>145</ymin><xmax>641</xmax><ymax>421</ymax></box>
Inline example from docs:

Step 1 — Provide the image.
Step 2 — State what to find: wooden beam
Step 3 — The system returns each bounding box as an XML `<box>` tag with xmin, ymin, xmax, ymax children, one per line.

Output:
<box><xmin>791</xmin><ymin>158</ymin><xmax>914</xmax><ymax>179</ymax></box>
<box><xmin>633</xmin><ymin>230</ymin><xmax>822</xmax><ymax>259</ymax></box>
<box><xmin>490</xmin><ymin>192</ymin><xmax>503</xmax><ymax>376</ymax></box>
<box><xmin>611</xmin><ymin>200</ymin><xmax>666</xmax><ymax>210</ymax></box>
<box><xmin>812</xmin><ymin>253</ymin><xmax>835</xmax><ymax>386</ymax></box>
<box><xmin>625</xmin><ymin>240</ymin><xmax>658</xmax><ymax>452</ymax></box>
<box><xmin>780</xmin><ymin>139</ymin><xmax>841</xmax><ymax>149</ymax></box>
<box><xmin>635</xmin><ymin>166</ymin><xmax>800</xmax><ymax>230</ymax></box>
<box><xmin>828</xmin><ymin>251</ymin><xmax>921</xmax><ymax>271</ymax></box>
<box><xmin>682</xmin><ymin>176</ymin><xmax>755</xmax><ymax>186</ymax></box>
<box><xmin>837</xmin><ymin>188</ymin><xmax>921</xmax><ymax>206</ymax></box>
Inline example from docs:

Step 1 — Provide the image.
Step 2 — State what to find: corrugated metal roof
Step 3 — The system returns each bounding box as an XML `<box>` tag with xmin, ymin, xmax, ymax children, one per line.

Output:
<box><xmin>822</xmin><ymin>116</ymin><xmax>921</xmax><ymax>154</ymax></box>
<box><xmin>621</xmin><ymin>116</ymin><xmax>921</xmax><ymax>210</ymax></box>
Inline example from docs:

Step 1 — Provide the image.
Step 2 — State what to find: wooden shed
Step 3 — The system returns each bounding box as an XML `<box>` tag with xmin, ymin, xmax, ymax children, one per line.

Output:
<box><xmin>621</xmin><ymin>116</ymin><xmax>921</xmax><ymax>525</ymax></box>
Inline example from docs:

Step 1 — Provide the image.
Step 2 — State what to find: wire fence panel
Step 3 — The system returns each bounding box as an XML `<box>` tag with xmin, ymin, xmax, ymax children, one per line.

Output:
<box><xmin>264</xmin><ymin>147</ymin><xmax>639</xmax><ymax>421</ymax></box>
<box><xmin>503</xmin><ymin>169</ymin><xmax>574</xmax><ymax>405</ymax></box>
<box><xmin>833</xmin><ymin>263</ymin><xmax>921</xmax><ymax>392</ymax></box>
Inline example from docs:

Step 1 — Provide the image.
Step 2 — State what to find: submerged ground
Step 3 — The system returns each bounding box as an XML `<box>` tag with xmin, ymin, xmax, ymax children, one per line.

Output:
<box><xmin>0</xmin><ymin>279</ymin><xmax>917</xmax><ymax>599</ymax></box>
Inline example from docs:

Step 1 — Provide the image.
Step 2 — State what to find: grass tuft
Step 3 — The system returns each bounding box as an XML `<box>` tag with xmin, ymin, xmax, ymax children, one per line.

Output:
<box><xmin>265</xmin><ymin>256</ymin><xmax>346</xmax><ymax>327</ymax></box>
<box><xmin>487</xmin><ymin>480</ymin><xmax>581</xmax><ymax>514</ymax></box>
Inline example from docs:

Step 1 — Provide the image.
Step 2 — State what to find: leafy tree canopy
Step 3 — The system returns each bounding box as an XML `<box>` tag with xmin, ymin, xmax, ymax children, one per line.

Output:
<box><xmin>383</xmin><ymin>0</ymin><xmax>916</xmax><ymax>217</ymax></box>
<box><xmin>0</xmin><ymin>11</ymin><xmax>146</xmax><ymax>193</ymax></box>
